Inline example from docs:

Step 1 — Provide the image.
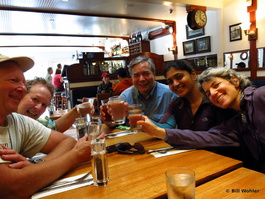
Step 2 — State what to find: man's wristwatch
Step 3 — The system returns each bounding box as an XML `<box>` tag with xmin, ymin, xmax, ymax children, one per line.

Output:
<box><xmin>29</xmin><ymin>158</ymin><xmax>45</xmax><ymax>164</ymax></box>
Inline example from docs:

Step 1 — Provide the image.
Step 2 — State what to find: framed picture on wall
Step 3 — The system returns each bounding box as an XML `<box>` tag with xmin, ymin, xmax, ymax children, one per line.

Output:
<box><xmin>186</xmin><ymin>25</ymin><xmax>205</xmax><ymax>39</ymax></box>
<box><xmin>196</xmin><ymin>36</ymin><xmax>211</xmax><ymax>53</ymax></box>
<box><xmin>183</xmin><ymin>40</ymin><xmax>196</xmax><ymax>55</ymax></box>
<box><xmin>229</xmin><ymin>23</ymin><xmax>242</xmax><ymax>42</ymax></box>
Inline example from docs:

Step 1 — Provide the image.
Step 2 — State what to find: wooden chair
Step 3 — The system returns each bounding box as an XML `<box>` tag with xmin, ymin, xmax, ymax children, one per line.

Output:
<box><xmin>96</xmin><ymin>93</ymin><xmax>112</xmax><ymax>113</ymax></box>
<box><xmin>96</xmin><ymin>92</ymin><xmax>119</xmax><ymax>113</ymax></box>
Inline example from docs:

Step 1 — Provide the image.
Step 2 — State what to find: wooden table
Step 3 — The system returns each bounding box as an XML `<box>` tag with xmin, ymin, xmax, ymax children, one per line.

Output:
<box><xmin>42</xmin><ymin>130</ymin><xmax>242</xmax><ymax>199</ymax></box>
<box><xmin>196</xmin><ymin>167</ymin><xmax>265</xmax><ymax>198</ymax></box>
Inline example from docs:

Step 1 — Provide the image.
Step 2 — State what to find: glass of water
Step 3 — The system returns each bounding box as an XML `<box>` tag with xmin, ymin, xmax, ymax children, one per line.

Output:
<box><xmin>75</xmin><ymin>117</ymin><xmax>88</xmax><ymax>139</ymax></box>
<box><xmin>88</xmin><ymin>122</ymin><xmax>102</xmax><ymax>141</ymax></box>
<box><xmin>165</xmin><ymin>167</ymin><xmax>195</xmax><ymax>199</ymax></box>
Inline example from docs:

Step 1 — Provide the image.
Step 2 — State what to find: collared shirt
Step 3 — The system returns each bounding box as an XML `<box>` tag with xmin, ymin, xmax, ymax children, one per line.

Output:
<box><xmin>120</xmin><ymin>81</ymin><xmax>178</xmax><ymax>122</ymax></box>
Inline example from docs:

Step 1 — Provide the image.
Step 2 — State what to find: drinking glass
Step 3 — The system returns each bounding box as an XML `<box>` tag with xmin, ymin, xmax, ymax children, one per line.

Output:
<box><xmin>91</xmin><ymin>138</ymin><xmax>109</xmax><ymax>186</ymax></box>
<box><xmin>165</xmin><ymin>167</ymin><xmax>195</xmax><ymax>199</ymax></box>
<box><xmin>48</xmin><ymin>104</ymin><xmax>55</xmax><ymax>117</ymax></box>
<box><xmin>128</xmin><ymin>104</ymin><xmax>143</xmax><ymax>132</ymax></box>
<box><xmin>75</xmin><ymin>117</ymin><xmax>88</xmax><ymax>139</ymax></box>
<box><xmin>101</xmin><ymin>99</ymin><xmax>113</xmax><ymax>124</ymax></box>
<box><xmin>108</xmin><ymin>96</ymin><xmax>125</xmax><ymax>124</ymax></box>
<box><xmin>91</xmin><ymin>115</ymin><xmax>102</xmax><ymax>123</ymax></box>
<box><xmin>88</xmin><ymin>122</ymin><xmax>102</xmax><ymax>141</ymax></box>
<box><xmin>78</xmin><ymin>103</ymin><xmax>92</xmax><ymax>122</ymax></box>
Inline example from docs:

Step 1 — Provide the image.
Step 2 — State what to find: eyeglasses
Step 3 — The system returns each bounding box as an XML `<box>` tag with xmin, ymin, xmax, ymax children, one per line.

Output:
<box><xmin>106</xmin><ymin>142</ymin><xmax>145</xmax><ymax>154</ymax></box>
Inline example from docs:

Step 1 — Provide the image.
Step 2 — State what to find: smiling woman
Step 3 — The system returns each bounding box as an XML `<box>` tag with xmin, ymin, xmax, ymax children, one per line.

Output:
<box><xmin>197</xmin><ymin>67</ymin><xmax>265</xmax><ymax>173</ymax></box>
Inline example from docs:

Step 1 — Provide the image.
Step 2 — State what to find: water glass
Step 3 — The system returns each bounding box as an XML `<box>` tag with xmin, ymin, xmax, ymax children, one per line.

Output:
<box><xmin>88</xmin><ymin>122</ymin><xmax>102</xmax><ymax>141</ymax></box>
<box><xmin>75</xmin><ymin>117</ymin><xmax>88</xmax><ymax>139</ymax></box>
<box><xmin>91</xmin><ymin>138</ymin><xmax>109</xmax><ymax>186</ymax></box>
<box><xmin>165</xmin><ymin>167</ymin><xmax>195</xmax><ymax>199</ymax></box>
<box><xmin>109</xmin><ymin>96</ymin><xmax>125</xmax><ymax>124</ymax></box>
<box><xmin>91</xmin><ymin>115</ymin><xmax>102</xmax><ymax>123</ymax></box>
<box><xmin>48</xmin><ymin>104</ymin><xmax>55</xmax><ymax>116</ymax></box>
<box><xmin>128</xmin><ymin>104</ymin><xmax>143</xmax><ymax>132</ymax></box>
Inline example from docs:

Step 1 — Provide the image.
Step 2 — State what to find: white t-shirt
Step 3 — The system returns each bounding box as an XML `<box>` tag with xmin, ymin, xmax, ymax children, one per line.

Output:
<box><xmin>0</xmin><ymin>113</ymin><xmax>51</xmax><ymax>162</ymax></box>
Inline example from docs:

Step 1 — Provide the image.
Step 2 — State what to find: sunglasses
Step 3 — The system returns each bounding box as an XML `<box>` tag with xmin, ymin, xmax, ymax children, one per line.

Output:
<box><xmin>106</xmin><ymin>142</ymin><xmax>145</xmax><ymax>154</ymax></box>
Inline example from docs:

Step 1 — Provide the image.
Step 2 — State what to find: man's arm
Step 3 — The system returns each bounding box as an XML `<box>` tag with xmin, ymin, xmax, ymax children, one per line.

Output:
<box><xmin>0</xmin><ymin>133</ymin><xmax>91</xmax><ymax>199</ymax></box>
<box><xmin>55</xmin><ymin>107</ymin><xmax>80</xmax><ymax>132</ymax></box>
<box><xmin>55</xmin><ymin>102</ymin><xmax>94</xmax><ymax>132</ymax></box>
<box><xmin>0</xmin><ymin>144</ymin><xmax>31</xmax><ymax>169</ymax></box>
<box><xmin>39</xmin><ymin>130</ymin><xmax>76</xmax><ymax>160</ymax></box>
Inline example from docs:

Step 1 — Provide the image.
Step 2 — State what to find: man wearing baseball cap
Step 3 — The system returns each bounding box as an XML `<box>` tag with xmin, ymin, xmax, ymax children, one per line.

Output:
<box><xmin>97</xmin><ymin>72</ymin><xmax>113</xmax><ymax>94</ymax></box>
<box><xmin>0</xmin><ymin>54</ymin><xmax>92</xmax><ymax>198</ymax></box>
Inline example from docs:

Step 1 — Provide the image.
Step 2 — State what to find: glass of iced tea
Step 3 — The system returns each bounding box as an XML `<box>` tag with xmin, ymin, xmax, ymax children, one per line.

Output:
<box><xmin>128</xmin><ymin>104</ymin><xmax>143</xmax><ymax>132</ymax></box>
<box><xmin>101</xmin><ymin>99</ymin><xmax>113</xmax><ymax>124</ymax></box>
<box><xmin>78</xmin><ymin>102</ymin><xmax>93</xmax><ymax>122</ymax></box>
<box><xmin>165</xmin><ymin>167</ymin><xmax>195</xmax><ymax>199</ymax></box>
<box><xmin>108</xmin><ymin>96</ymin><xmax>125</xmax><ymax>124</ymax></box>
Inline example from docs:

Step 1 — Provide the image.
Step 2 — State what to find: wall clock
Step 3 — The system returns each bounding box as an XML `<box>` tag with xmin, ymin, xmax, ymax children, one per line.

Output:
<box><xmin>187</xmin><ymin>9</ymin><xmax>207</xmax><ymax>30</ymax></box>
<box><xmin>240</xmin><ymin>52</ymin><xmax>248</xmax><ymax>60</ymax></box>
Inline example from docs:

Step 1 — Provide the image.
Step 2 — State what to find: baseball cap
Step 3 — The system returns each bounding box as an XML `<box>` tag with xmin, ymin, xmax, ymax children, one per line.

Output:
<box><xmin>101</xmin><ymin>72</ymin><xmax>110</xmax><ymax>77</ymax></box>
<box><xmin>0</xmin><ymin>54</ymin><xmax>34</xmax><ymax>72</ymax></box>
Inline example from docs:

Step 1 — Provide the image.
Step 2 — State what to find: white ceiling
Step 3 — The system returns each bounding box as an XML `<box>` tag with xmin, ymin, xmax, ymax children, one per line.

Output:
<box><xmin>0</xmin><ymin>0</ymin><xmax>227</xmax><ymax>47</ymax></box>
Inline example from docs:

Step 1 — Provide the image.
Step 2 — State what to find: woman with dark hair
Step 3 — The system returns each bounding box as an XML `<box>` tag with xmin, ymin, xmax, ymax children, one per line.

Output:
<box><xmin>138</xmin><ymin>60</ymin><xmax>237</xmax><ymax>156</ymax></box>
<box><xmin>52</xmin><ymin>68</ymin><xmax>64</xmax><ymax>92</ymax></box>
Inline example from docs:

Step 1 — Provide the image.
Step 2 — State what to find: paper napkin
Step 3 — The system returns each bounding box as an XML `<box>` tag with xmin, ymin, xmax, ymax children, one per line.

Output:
<box><xmin>149</xmin><ymin>147</ymin><xmax>194</xmax><ymax>158</ymax></box>
<box><xmin>31</xmin><ymin>173</ymin><xmax>93</xmax><ymax>199</ymax></box>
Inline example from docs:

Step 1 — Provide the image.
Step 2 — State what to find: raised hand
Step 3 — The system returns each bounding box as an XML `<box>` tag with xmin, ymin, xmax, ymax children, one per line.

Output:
<box><xmin>137</xmin><ymin>116</ymin><xmax>167</xmax><ymax>139</ymax></box>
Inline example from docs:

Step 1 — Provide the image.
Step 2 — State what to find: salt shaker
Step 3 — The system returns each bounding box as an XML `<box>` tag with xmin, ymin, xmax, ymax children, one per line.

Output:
<box><xmin>91</xmin><ymin>138</ymin><xmax>109</xmax><ymax>186</ymax></box>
